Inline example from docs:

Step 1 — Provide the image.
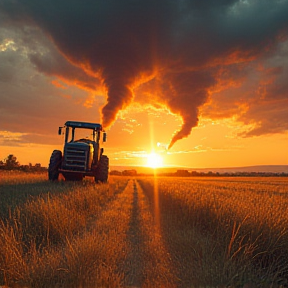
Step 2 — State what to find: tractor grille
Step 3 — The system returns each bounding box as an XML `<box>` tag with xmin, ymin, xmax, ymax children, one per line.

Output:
<box><xmin>63</xmin><ymin>143</ymin><xmax>89</xmax><ymax>171</ymax></box>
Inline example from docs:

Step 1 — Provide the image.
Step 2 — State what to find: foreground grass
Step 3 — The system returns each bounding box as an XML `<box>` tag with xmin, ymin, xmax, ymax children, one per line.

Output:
<box><xmin>0</xmin><ymin>171</ymin><xmax>68</xmax><ymax>219</ymax></box>
<box><xmin>138</xmin><ymin>177</ymin><xmax>288</xmax><ymax>287</ymax></box>
<box><xmin>1</xmin><ymin>172</ymin><xmax>288</xmax><ymax>287</ymax></box>
<box><xmin>0</xmin><ymin>172</ymin><xmax>129</xmax><ymax>287</ymax></box>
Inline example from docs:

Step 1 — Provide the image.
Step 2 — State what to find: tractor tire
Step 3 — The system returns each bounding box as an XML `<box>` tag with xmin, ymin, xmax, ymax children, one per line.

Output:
<box><xmin>48</xmin><ymin>150</ymin><xmax>62</xmax><ymax>181</ymax></box>
<box><xmin>94</xmin><ymin>155</ymin><xmax>109</xmax><ymax>183</ymax></box>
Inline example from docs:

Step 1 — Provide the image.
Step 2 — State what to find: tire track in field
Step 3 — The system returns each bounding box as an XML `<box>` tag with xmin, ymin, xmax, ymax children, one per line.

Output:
<box><xmin>122</xmin><ymin>180</ymin><xmax>146</xmax><ymax>286</ymax></box>
<box><xmin>123</xmin><ymin>179</ymin><xmax>177</xmax><ymax>288</ymax></box>
<box><xmin>65</xmin><ymin>179</ymin><xmax>177</xmax><ymax>287</ymax></box>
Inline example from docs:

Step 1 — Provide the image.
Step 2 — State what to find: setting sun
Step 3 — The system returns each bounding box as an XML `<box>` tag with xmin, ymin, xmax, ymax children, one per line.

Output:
<box><xmin>146</xmin><ymin>152</ymin><xmax>164</xmax><ymax>168</ymax></box>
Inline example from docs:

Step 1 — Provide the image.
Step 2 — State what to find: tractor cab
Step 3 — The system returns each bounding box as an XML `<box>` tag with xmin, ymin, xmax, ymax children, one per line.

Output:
<box><xmin>58</xmin><ymin>121</ymin><xmax>107</xmax><ymax>144</ymax></box>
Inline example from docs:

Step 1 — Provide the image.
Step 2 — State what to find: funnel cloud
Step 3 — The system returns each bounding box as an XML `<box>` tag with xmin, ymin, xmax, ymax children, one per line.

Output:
<box><xmin>1</xmin><ymin>0</ymin><xmax>288</xmax><ymax>148</ymax></box>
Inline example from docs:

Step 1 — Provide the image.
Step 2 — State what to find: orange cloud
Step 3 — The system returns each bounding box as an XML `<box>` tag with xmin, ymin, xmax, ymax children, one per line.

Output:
<box><xmin>1</xmin><ymin>0</ymin><xmax>288</xmax><ymax>148</ymax></box>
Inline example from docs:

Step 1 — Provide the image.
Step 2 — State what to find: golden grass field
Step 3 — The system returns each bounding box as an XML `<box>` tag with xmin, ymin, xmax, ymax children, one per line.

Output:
<box><xmin>1</xmin><ymin>171</ymin><xmax>288</xmax><ymax>287</ymax></box>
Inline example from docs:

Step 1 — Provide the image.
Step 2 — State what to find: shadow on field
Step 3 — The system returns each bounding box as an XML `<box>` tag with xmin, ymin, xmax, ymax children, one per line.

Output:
<box><xmin>0</xmin><ymin>181</ymin><xmax>80</xmax><ymax>219</ymax></box>
<box><xmin>122</xmin><ymin>180</ymin><xmax>146</xmax><ymax>287</ymax></box>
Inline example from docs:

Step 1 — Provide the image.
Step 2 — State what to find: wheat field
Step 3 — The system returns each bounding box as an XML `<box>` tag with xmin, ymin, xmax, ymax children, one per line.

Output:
<box><xmin>1</xmin><ymin>171</ymin><xmax>288</xmax><ymax>287</ymax></box>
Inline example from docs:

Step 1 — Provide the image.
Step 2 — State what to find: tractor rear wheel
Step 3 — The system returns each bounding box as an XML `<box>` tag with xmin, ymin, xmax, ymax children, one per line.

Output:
<box><xmin>48</xmin><ymin>150</ymin><xmax>62</xmax><ymax>181</ymax></box>
<box><xmin>94</xmin><ymin>155</ymin><xmax>109</xmax><ymax>183</ymax></box>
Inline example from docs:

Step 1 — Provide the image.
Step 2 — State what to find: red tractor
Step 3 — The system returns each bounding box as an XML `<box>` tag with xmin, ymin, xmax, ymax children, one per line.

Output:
<box><xmin>48</xmin><ymin>121</ymin><xmax>109</xmax><ymax>182</ymax></box>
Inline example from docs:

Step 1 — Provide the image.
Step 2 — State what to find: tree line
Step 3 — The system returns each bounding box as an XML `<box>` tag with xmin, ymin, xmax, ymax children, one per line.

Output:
<box><xmin>0</xmin><ymin>154</ymin><xmax>46</xmax><ymax>172</ymax></box>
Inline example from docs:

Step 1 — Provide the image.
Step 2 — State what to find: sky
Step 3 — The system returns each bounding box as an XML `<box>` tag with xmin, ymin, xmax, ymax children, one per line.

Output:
<box><xmin>0</xmin><ymin>0</ymin><xmax>288</xmax><ymax>169</ymax></box>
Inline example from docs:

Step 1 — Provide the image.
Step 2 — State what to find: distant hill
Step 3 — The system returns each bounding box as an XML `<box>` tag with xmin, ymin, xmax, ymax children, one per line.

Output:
<box><xmin>192</xmin><ymin>165</ymin><xmax>288</xmax><ymax>173</ymax></box>
<box><xmin>110</xmin><ymin>165</ymin><xmax>288</xmax><ymax>174</ymax></box>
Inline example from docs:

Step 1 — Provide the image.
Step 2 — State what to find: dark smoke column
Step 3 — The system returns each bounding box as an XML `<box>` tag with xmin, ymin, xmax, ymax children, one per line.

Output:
<box><xmin>99</xmin><ymin>58</ymin><xmax>138</xmax><ymax>128</ymax></box>
<box><xmin>101</xmin><ymin>82</ymin><xmax>134</xmax><ymax>128</ymax></box>
<box><xmin>164</xmin><ymin>70</ymin><xmax>215</xmax><ymax>149</ymax></box>
<box><xmin>1</xmin><ymin>0</ymin><xmax>288</xmax><ymax>146</ymax></box>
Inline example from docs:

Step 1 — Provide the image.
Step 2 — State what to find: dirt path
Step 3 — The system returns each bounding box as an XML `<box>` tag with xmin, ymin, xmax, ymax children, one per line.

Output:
<box><xmin>122</xmin><ymin>179</ymin><xmax>177</xmax><ymax>288</ymax></box>
<box><xmin>88</xmin><ymin>178</ymin><xmax>177</xmax><ymax>287</ymax></box>
<box><xmin>122</xmin><ymin>180</ymin><xmax>146</xmax><ymax>286</ymax></box>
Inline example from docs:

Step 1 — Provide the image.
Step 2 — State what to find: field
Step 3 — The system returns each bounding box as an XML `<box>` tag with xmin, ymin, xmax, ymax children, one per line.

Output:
<box><xmin>1</xmin><ymin>172</ymin><xmax>288</xmax><ymax>287</ymax></box>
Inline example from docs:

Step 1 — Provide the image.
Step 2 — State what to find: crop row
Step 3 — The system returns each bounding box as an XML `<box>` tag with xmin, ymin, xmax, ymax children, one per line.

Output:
<box><xmin>138</xmin><ymin>176</ymin><xmax>288</xmax><ymax>287</ymax></box>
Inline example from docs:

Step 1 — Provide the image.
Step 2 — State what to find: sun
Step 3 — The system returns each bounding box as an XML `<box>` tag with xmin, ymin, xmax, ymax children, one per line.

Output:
<box><xmin>146</xmin><ymin>152</ymin><xmax>163</xmax><ymax>168</ymax></box>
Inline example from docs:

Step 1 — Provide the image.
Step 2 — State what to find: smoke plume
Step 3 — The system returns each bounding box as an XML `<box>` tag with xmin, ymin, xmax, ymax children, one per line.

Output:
<box><xmin>1</xmin><ymin>0</ymin><xmax>288</xmax><ymax>148</ymax></box>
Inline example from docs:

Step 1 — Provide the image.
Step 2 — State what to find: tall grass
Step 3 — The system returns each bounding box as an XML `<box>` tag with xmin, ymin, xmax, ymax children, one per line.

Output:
<box><xmin>138</xmin><ymin>177</ymin><xmax>288</xmax><ymax>287</ymax></box>
<box><xmin>0</xmin><ymin>172</ymin><xmax>129</xmax><ymax>287</ymax></box>
<box><xmin>0</xmin><ymin>171</ymin><xmax>68</xmax><ymax>219</ymax></box>
<box><xmin>1</xmin><ymin>172</ymin><xmax>288</xmax><ymax>287</ymax></box>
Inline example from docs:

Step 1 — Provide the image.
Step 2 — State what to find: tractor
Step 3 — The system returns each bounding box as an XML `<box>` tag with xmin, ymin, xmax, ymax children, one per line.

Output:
<box><xmin>48</xmin><ymin>121</ymin><xmax>109</xmax><ymax>182</ymax></box>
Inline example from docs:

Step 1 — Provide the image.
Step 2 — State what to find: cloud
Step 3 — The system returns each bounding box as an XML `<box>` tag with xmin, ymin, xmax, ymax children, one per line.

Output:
<box><xmin>0</xmin><ymin>28</ymin><xmax>104</xmax><ymax>142</ymax></box>
<box><xmin>1</xmin><ymin>0</ymin><xmax>288</xmax><ymax>147</ymax></box>
<box><xmin>201</xmin><ymin>38</ymin><xmax>288</xmax><ymax>137</ymax></box>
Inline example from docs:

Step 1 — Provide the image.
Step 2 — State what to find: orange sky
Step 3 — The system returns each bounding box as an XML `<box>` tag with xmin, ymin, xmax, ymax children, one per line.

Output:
<box><xmin>0</xmin><ymin>40</ymin><xmax>288</xmax><ymax>168</ymax></box>
<box><xmin>0</xmin><ymin>39</ymin><xmax>288</xmax><ymax>168</ymax></box>
<box><xmin>1</xmin><ymin>1</ymin><xmax>288</xmax><ymax>169</ymax></box>
<box><xmin>0</xmin><ymin>99</ymin><xmax>287</xmax><ymax>168</ymax></box>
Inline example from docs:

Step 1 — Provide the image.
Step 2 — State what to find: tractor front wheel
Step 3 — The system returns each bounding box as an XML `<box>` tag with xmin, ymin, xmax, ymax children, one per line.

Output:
<box><xmin>48</xmin><ymin>150</ymin><xmax>62</xmax><ymax>181</ymax></box>
<box><xmin>94</xmin><ymin>155</ymin><xmax>109</xmax><ymax>183</ymax></box>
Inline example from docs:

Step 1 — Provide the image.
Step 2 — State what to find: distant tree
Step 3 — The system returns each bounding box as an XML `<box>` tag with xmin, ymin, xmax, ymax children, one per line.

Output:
<box><xmin>122</xmin><ymin>169</ymin><xmax>137</xmax><ymax>176</ymax></box>
<box><xmin>4</xmin><ymin>154</ymin><xmax>20</xmax><ymax>169</ymax></box>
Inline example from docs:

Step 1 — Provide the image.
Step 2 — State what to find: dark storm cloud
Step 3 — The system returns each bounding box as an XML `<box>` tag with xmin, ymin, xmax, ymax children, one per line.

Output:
<box><xmin>1</xmin><ymin>0</ymin><xmax>288</xmax><ymax>147</ymax></box>
<box><xmin>29</xmin><ymin>51</ymin><xmax>101</xmax><ymax>91</ymax></box>
<box><xmin>0</xmin><ymin>29</ymin><xmax>102</xmax><ymax>140</ymax></box>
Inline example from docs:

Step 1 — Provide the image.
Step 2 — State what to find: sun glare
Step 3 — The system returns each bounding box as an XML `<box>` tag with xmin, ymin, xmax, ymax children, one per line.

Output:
<box><xmin>146</xmin><ymin>152</ymin><xmax>163</xmax><ymax>168</ymax></box>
